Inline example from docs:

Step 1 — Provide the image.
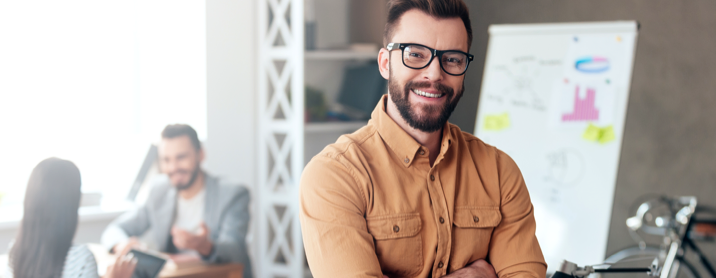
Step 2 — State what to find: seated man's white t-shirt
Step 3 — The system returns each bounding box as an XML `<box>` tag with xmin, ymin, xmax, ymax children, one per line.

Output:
<box><xmin>174</xmin><ymin>187</ymin><xmax>205</xmax><ymax>254</ymax></box>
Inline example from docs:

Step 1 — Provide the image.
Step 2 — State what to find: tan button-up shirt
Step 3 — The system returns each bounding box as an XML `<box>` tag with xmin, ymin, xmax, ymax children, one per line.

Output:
<box><xmin>300</xmin><ymin>96</ymin><xmax>546</xmax><ymax>278</ymax></box>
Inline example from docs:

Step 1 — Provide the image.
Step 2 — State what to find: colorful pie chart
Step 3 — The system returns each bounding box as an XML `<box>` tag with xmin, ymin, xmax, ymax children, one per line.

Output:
<box><xmin>575</xmin><ymin>56</ymin><xmax>609</xmax><ymax>73</ymax></box>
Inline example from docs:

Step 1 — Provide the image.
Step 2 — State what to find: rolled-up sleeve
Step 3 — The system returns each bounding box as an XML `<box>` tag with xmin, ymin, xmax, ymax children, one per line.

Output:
<box><xmin>299</xmin><ymin>154</ymin><xmax>383</xmax><ymax>278</ymax></box>
<box><xmin>489</xmin><ymin>150</ymin><xmax>547</xmax><ymax>278</ymax></box>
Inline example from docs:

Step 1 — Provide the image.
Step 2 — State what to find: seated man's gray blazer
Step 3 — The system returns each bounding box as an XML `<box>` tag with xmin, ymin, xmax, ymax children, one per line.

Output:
<box><xmin>101</xmin><ymin>174</ymin><xmax>253</xmax><ymax>278</ymax></box>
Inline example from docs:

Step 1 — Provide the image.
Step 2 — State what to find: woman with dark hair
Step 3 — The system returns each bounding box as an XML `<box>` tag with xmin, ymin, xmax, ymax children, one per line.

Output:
<box><xmin>8</xmin><ymin>158</ymin><xmax>136</xmax><ymax>278</ymax></box>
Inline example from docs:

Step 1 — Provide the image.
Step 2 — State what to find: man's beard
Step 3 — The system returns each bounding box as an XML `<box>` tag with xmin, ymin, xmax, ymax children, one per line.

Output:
<box><xmin>171</xmin><ymin>165</ymin><xmax>201</xmax><ymax>191</ymax></box>
<box><xmin>388</xmin><ymin>69</ymin><xmax>464</xmax><ymax>133</ymax></box>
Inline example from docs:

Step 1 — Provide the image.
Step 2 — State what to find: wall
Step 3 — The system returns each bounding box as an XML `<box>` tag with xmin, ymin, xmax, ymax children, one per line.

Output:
<box><xmin>455</xmin><ymin>0</ymin><xmax>716</xmax><ymax>271</ymax></box>
<box><xmin>204</xmin><ymin>0</ymin><xmax>258</xmax><ymax>274</ymax></box>
<box><xmin>205</xmin><ymin>0</ymin><xmax>256</xmax><ymax>195</ymax></box>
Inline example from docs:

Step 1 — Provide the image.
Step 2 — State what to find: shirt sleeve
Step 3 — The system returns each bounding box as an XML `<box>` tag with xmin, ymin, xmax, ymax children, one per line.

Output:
<box><xmin>62</xmin><ymin>245</ymin><xmax>100</xmax><ymax>278</ymax></box>
<box><xmin>100</xmin><ymin>203</ymin><xmax>151</xmax><ymax>252</ymax></box>
<box><xmin>489</xmin><ymin>150</ymin><xmax>547</xmax><ymax>278</ymax></box>
<box><xmin>299</xmin><ymin>154</ymin><xmax>384</xmax><ymax>278</ymax></box>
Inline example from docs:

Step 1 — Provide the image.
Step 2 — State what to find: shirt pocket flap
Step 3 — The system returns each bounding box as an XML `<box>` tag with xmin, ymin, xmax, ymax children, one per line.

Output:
<box><xmin>367</xmin><ymin>213</ymin><xmax>421</xmax><ymax>240</ymax></box>
<box><xmin>453</xmin><ymin>207</ymin><xmax>501</xmax><ymax>228</ymax></box>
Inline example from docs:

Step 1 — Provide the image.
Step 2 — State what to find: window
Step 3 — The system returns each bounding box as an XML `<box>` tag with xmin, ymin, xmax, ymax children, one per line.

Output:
<box><xmin>0</xmin><ymin>0</ymin><xmax>207</xmax><ymax>208</ymax></box>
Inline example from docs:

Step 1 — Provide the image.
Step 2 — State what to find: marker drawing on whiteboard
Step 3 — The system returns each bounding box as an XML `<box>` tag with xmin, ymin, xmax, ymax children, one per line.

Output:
<box><xmin>483</xmin><ymin>55</ymin><xmax>560</xmax><ymax>112</ymax></box>
<box><xmin>544</xmin><ymin>149</ymin><xmax>585</xmax><ymax>188</ymax></box>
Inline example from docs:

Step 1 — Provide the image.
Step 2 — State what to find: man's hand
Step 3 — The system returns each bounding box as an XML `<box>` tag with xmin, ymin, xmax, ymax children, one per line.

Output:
<box><xmin>382</xmin><ymin>260</ymin><xmax>497</xmax><ymax>278</ymax></box>
<box><xmin>443</xmin><ymin>259</ymin><xmax>498</xmax><ymax>278</ymax></box>
<box><xmin>171</xmin><ymin>222</ymin><xmax>213</xmax><ymax>256</ymax></box>
<box><xmin>105</xmin><ymin>243</ymin><xmax>138</xmax><ymax>278</ymax></box>
<box><xmin>112</xmin><ymin>237</ymin><xmax>141</xmax><ymax>254</ymax></box>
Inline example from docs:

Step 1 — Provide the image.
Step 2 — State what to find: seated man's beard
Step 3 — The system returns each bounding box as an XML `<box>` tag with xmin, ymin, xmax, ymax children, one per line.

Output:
<box><xmin>172</xmin><ymin>165</ymin><xmax>201</xmax><ymax>191</ymax></box>
<box><xmin>388</xmin><ymin>76</ymin><xmax>463</xmax><ymax>133</ymax></box>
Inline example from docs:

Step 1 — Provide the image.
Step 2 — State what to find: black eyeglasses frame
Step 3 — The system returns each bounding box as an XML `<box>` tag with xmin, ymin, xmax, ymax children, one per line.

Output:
<box><xmin>386</xmin><ymin>42</ymin><xmax>474</xmax><ymax>76</ymax></box>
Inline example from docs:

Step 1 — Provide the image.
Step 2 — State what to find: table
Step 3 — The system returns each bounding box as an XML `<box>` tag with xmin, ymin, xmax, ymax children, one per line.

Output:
<box><xmin>159</xmin><ymin>263</ymin><xmax>243</xmax><ymax>278</ymax></box>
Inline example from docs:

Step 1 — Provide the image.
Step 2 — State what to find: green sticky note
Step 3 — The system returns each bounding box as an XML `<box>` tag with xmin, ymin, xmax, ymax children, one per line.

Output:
<box><xmin>583</xmin><ymin>124</ymin><xmax>615</xmax><ymax>144</ymax></box>
<box><xmin>484</xmin><ymin>113</ymin><xmax>510</xmax><ymax>131</ymax></box>
<box><xmin>599</xmin><ymin>126</ymin><xmax>615</xmax><ymax>144</ymax></box>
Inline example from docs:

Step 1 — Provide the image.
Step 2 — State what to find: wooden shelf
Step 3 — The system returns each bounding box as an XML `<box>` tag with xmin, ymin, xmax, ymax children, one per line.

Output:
<box><xmin>305</xmin><ymin>50</ymin><xmax>377</xmax><ymax>60</ymax></box>
<box><xmin>305</xmin><ymin>121</ymin><xmax>368</xmax><ymax>133</ymax></box>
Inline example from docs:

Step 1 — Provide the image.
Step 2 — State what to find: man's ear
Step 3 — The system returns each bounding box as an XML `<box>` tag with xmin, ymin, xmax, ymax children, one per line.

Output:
<box><xmin>378</xmin><ymin>48</ymin><xmax>390</xmax><ymax>80</ymax></box>
<box><xmin>198</xmin><ymin>147</ymin><xmax>205</xmax><ymax>163</ymax></box>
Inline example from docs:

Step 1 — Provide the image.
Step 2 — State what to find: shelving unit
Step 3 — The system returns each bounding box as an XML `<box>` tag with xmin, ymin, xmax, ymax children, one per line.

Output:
<box><xmin>304</xmin><ymin>121</ymin><xmax>369</xmax><ymax>133</ymax></box>
<box><xmin>305</xmin><ymin>50</ymin><xmax>378</xmax><ymax>61</ymax></box>
<box><xmin>303</xmin><ymin>0</ymin><xmax>384</xmax><ymax>166</ymax></box>
<box><xmin>257</xmin><ymin>0</ymin><xmax>386</xmax><ymax>277</ymax></box>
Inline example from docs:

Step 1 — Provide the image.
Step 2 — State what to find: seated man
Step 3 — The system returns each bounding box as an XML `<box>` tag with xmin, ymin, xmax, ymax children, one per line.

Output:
<box><xmin>299</xmin><ymin>0</ymin><xmax>546</xmax><ymax>277</ymax></box>
<box><xmin>101</xmin><ymin>124</ymin><xmax>252</xmax><ymax>278</ymax></box>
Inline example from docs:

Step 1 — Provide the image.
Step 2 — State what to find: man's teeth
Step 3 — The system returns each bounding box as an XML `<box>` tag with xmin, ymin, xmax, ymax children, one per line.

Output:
<box><xmin>413</xmin><ymin>89</ymin><xmax>443</xmax><ymax>98</ymax></box>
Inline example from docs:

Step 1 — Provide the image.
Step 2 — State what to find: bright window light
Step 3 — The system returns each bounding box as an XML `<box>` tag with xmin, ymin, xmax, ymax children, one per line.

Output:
<box><xmin>0</xmin><ymin>0</ymin><xmax>207</xmax><ymax>208</ymax></box>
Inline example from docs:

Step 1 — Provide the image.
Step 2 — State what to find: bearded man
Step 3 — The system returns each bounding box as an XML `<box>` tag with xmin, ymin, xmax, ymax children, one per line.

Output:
<box><xmin>101</xmin><ymin>124</ymin><xmax>252</xmax><ymax>278</ymax></box>
<box><xmin>299</xmin><ymin>1</ymin><xmax>546</xmax><ymax>277</ymax></box>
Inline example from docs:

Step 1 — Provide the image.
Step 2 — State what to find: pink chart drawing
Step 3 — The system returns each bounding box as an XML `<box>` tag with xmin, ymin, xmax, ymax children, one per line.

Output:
<box><xmin>562</xmin><ymin>86</ymin><xmax>599</xmax><ymax>121</ymax></box>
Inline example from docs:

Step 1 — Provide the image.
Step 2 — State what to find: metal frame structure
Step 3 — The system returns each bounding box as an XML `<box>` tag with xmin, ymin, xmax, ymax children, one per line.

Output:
<box><xmin>257</xmin><ymin>0</ymin><xmax>305</xmax><ymax>277</ymax></box>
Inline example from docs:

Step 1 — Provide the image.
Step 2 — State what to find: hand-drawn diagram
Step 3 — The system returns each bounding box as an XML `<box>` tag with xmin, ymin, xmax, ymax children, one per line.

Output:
<box><xmin>483</xmin><ymin>56</ymin><xmax>561</xmax><ymax>112</ymax></box>
<box><xmin>544</xmin><ymin>149</ymin><xmax>585</xmax><ymax>187</ymax></box>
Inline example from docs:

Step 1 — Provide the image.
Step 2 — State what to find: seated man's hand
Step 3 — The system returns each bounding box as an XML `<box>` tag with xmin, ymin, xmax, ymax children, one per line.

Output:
<box><xmin>444</xmin><ymin>259</ymin><xmax>498</xmax><ymax>278</ymax></box>
<box><xmin>171</xmin><ymin>222</ymin><xmax>213</xmax><ymax>256</ymax></box>
<box><xmin>112</xmin><ymin>237</ymin><xmax>141</xmax><ymax>254</ymax></box>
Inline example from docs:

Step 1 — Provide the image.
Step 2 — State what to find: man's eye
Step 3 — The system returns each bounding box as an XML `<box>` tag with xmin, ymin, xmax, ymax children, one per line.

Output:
<box><xmin>409</xmin><ymin>52</ymin><xmax>424</xmax><ymax>58</ymax></box>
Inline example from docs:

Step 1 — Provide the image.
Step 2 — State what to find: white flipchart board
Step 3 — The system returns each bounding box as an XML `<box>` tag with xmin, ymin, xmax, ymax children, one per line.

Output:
<box><xmin>474</xmin><ymin>22</ymin><xmax>638</xmax><ymax>272</ymax></box>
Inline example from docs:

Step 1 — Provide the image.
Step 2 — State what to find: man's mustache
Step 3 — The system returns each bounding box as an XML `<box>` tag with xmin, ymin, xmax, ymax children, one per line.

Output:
<box><xmin>169</xmin><ymin>170</ymin><xmax>191</xmax><ymax>177</ymax></box>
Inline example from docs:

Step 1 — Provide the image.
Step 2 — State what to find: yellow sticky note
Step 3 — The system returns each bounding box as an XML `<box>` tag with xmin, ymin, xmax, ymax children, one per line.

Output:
<box><xmin>582</xmin><ymin>124</ymin><xmax>601</xmax><ymax>141</ymax></box>
<box><xmin>484</xmin><ymin>113</ymin><xmax>510</xmax><ymax>131</ymax></box>
<box><xmin>582</xmin><ymin>124</ymin><xmax>615</xmax><ymax>144</ymax></box>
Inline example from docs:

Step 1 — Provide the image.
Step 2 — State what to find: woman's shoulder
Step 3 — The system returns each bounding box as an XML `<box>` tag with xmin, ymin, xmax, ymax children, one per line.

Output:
<box><xmin>63</xmin><ymin>244</ymin><xmax>99</xmax><ymax>278</ymax></box>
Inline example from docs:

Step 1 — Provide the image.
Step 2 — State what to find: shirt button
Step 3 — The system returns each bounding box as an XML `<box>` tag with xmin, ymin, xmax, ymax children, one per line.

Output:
<box><xmin>404</xmin><ymin>158</ymin><xmax>410</xmax><ymax>163</ymax></box>
<box><xmin>438</xmin><ymin>261</ymin><xmax>444</xmax><ymax>268</ymax></box>
<box><xmin>393</xmin><ymin>225</ymin><xmax>400</xmax><ymax>232</ymax></box>
<box><xmin>473</xmin><ymin>216</ymin><xmax>480</xmax><ymax>223</ymax></box>
<box><xmin>439</xmin><ymin>217</ymin><xmax>445</xmax><ymax>224</ymax></box>
<box><xmin>430</xmin><ymin>175</ymin><xmax>435</xmax><ymax>181</ymax></box>
<box><xmin>419</xmin><ymin>150</ymin><xmax>425</xmax><ymax>155</ymax></box>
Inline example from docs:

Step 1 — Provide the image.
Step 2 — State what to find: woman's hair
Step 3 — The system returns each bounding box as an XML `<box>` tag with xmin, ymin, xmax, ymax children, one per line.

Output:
<box><xmin>10</xmin><ymin>157</ymin><xmax>82</xmax><ymax>278</ymax></box>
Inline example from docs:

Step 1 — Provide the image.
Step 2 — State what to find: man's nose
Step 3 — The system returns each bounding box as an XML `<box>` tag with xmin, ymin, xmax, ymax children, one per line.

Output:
<box><xmin>163</xmin><ymin>159</ymin><xmax>177</xmax><ymax>173</ymax></box>
<box><xmin>422</xmin><ymin>55</ymin><xmax>444</xmax><ymax>82</ymax></box>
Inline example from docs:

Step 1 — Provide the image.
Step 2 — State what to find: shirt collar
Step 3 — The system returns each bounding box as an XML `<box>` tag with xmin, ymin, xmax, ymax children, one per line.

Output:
<box><xmin>369</xmin><ymin>95</ymin><xmax>453</xmax><ymax>167</ymax></box>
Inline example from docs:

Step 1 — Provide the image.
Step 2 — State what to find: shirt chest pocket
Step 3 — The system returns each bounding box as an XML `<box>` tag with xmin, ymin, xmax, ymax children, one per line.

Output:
<box><xmin>366</xmin><ymin>213</ymin><xmax>423</xmax><ymax>278</ymax></box>
<box><xmin>449</xmin><ymin>207</ymin><xmax>502</xmax><ymax>272</ymax></box>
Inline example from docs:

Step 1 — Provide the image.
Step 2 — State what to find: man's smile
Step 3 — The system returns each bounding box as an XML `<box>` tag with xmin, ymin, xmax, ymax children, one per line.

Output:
<box><xmin>411</xmin><ymin>88</ymin><xmax>445</xmax><ymax>98</ymax></box>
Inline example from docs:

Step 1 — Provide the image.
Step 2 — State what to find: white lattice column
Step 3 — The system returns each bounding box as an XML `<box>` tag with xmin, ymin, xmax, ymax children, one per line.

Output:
<box><xmin>257</xmin><ymin>0</ymin><xmax>305</xmax><ymax>277</ymax></box>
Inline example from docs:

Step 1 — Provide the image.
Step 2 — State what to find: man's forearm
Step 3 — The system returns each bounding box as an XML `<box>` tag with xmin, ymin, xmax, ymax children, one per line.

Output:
<box><xmin>442</xmin><ymin>260</ymin><xmax>497</xmax><ymax>278</ymax></box>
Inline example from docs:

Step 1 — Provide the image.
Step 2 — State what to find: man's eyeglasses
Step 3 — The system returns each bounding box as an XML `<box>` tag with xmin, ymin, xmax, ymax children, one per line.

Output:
<box><xmin>386</xmin><ymin>43</ymin><xmax>474</xmax><ymax>76</ymax></box>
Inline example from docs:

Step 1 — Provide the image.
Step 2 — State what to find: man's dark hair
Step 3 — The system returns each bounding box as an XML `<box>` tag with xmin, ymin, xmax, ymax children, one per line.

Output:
<box><xmin>162</xmin><ymin>124</ymin><xmax>201</xmax><ymax>150</ymax></box>
<box><xmin>383</xmin><ymin>0</ymin><xmax>473</xmax><ymax>50</ymax></box>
